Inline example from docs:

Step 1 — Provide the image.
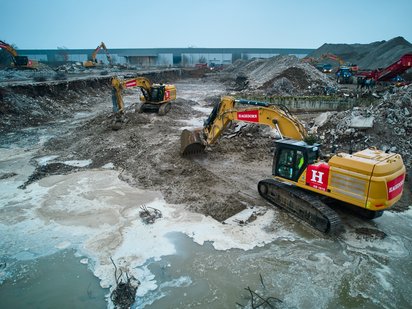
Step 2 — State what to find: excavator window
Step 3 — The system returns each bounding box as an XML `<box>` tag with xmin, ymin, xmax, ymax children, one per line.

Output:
<box><xmin>150</xmin><ymin>86</ymin><xmax>165</xmax><ymax>102</ymax></box>
<box><xmin>276</xmin><ymin>148</ymin><xmax>305</xmax><ymax>180</ymax></box>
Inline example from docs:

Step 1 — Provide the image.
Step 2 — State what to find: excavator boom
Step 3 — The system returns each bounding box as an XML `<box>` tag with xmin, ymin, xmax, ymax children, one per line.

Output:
<box><xmin>180</xmin><ymin>96</ymin><xmax>306</xmax><ymax>155</ymax></box>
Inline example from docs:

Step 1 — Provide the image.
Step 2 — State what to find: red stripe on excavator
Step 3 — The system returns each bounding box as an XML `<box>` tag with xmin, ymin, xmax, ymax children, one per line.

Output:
<box><xmin>387</xmin><ymin>173</ymin><xmax>405</xmax><ymax>200</ymax></box>
<box><xmin>236</xmin><ymin>110</ymin><xmax>259</xmax><ymax>122</ymax></box>
<box><xmin>125</xmin><ymin>80</ymin><xmax>137</xmax><ymax>88</ymax></box>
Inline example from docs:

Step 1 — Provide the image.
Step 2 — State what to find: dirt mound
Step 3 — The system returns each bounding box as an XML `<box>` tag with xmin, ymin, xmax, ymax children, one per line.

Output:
<box><xmin>220</xmin><ymin>55</ymin><xmax>336</xmax><ymax>95</ymax></box>
<box><xmin>309</xmin><ymin>36</ymin><xmax>412</xmax><ymax>70</ymax></box>
<box><xmin>313</xmin><ymin>85</ymin><xmax>412</xmax><ymax>166</ymax></box>
<box><xmin>0</xmin><ymin>77</ymin><xmax>112</xmax><ymax>132</ymax></box>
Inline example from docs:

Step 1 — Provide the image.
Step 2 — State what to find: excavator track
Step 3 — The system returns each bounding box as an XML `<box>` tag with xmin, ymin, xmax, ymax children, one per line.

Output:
<box><xmin>258</xmin><ymin>179</ymin><xmax>343</xmax><ymax>235</ymax></box>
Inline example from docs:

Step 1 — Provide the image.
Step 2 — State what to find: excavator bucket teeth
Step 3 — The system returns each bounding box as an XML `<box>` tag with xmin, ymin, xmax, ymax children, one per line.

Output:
<box><xmin>180</xmin><ymin>129</ymin><xmax>205</xmax><ymax>156</ymax></box>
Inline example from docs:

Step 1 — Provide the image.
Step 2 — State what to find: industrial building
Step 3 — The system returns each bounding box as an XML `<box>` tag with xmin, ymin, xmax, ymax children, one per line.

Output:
<box><xmin>17</xmin><ymin>47</ymin><xmax>314</xmax><ymax>67</ymax></box>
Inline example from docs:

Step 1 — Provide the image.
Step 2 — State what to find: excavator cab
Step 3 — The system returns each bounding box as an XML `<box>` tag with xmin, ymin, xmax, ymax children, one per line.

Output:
<box><xmin>150</xmin><ymin>85</ymin><xmax>165</xmax><ymax>102</ymax></box>
<box><xmin>273</xmin><ymin>139</ymin><xmax>320</xmax><ymax>182</ymax></box>
<box><xmin>14</xmin><ymin>56</ymin><xmax>29</xmax><ymax>66</ymax></box>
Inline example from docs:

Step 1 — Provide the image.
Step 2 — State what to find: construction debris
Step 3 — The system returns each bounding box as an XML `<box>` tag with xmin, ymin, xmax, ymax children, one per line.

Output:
<box><xmin>139</xmin><ymin>205</ymin><xmax>162</xmax><ymax>224</ymax></box>
<box><xmin>236</xmin><ymin>275</ymin><xmax>283</xmax><ymax>309</ymax></box>
<box><xmin>110</xmin><ymin>257</ymin><xmax>140</xmax><ymax>309</ymax></box>
<box><xmin>313</xmin><ymin>85</ymin><xmax>412</xmax><ymax>171</ymax></box>
<box><xmin>220</xmin><ymin>55</ymin><xmax>336</xmax><ymax>96</ymax></box>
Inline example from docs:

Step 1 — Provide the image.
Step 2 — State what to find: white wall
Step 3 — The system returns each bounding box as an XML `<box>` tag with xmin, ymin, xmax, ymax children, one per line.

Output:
<box><xmin>181</xmin><ymin>53</ymin><xmax>232</xmax><ymax>66</ymax></box>
<box><xmin>25</xmin><ymin>54</ymin><xmax>48</xmax><ymax>61</ymax></box>
<box><xmin>157</xmin><ymin>53</ymin><xmax>173</xmax><ymax>66</ymax></box>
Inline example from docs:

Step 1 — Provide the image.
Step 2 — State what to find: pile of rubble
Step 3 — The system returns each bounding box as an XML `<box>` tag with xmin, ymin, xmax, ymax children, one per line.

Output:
<box><xmin>220</xmin><ymin>55</ymin><xmax>336</xmax><ymax>96</ymax></box>
<box><xmin>312</xmin><ymin>85</ymin><xmax>412</xmax><ymax>170</ymax></box>
<box><xmin>309</xmin><ymin>36</ymin><xmax>412</xmax><ymax>69</ymax></box>
<box><xmin>0</xmin><ymin>62</ymin><xmax>66</xmax><ymax>83</ymax></box>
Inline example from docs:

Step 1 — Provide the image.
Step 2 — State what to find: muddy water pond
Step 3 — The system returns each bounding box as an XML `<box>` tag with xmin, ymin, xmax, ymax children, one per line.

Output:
<box><xmin>1</xmin><ymin>133</ymin><xmax>411</xmax><ymax>309</ymax></box>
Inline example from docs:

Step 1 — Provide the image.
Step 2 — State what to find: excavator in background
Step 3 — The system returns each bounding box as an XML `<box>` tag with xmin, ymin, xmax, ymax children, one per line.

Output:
<box><xmin>83</xmin><ymin>42</ymin><xmax>112</xmax><ymax>68</ymax></box>
<box><xmin>303</xmin><ymin>53</ymin><xmax>358</xmax><ymax>76</ymax></box>
<box><xmin>111</xmin><ymin>76</ymin><xmax>176</xmax><ymax>121</ymax></box>
<box><xmin>320</xmin><ymin>53</ymin><xmax>345</xmax><ymax>67</ymax></box>
<box><xmin>0</xmin><ymin>40</ymin><xmax>38</xmax><ymax>69</ymax></box>
<box><xmin>321</xmin><ymin>53</ymin><xmax>359</xmax><ymax>73</ymax></box>
<box><xmin>180</xmin><ymin>96</ymin><xmax>406</xmax><ymax>234</ymax></box>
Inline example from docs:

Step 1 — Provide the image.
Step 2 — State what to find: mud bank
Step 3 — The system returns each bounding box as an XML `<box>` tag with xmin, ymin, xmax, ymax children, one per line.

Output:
<box><xmin>0</xmin><ymin>69</ymin><xmax>184</xmax><ymax>133</ymax></box>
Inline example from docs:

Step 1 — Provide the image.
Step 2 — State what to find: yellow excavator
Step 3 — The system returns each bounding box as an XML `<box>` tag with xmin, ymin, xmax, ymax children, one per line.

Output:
<box><xmin>83</xmin><ymin>42</ymin><xmax>112</xmax><ymax>68</ymax></box>
<box><xmin>111</xmin><ymin>76</ymin><xmax>176</xmax><ymax>124</ymax></box>
<box><xmin>181</xmin><ymin>96</ymin><xmax>406</xmax><ymax>234</ymax></box>
<box><xmin>0</xmin><ymin>40</ymin><xmax>38</xmax><ymax>69</ymax></box>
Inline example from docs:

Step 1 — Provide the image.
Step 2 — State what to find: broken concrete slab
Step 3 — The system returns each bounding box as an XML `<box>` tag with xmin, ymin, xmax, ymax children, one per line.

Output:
<box><xmin>350</xmin><ymin>115</ymin><xmax>374</xmax><ymax>128</ymax></box>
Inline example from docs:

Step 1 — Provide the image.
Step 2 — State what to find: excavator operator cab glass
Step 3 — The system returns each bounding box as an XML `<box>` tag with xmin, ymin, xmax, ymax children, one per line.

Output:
<box><xmin>275</xmin><ymin>148</ymin><xmax>305</xmax><ymax>181</ymax></box>
<box><xmin>273</xmin><ymin>140</ymin><xmax>321</xmax><ymax>181</ymax></box>
<box><xmin>14</xmin><ymin>56</ymin><xmax>29</xmax><ymax>66</ymax></box>
<box><xmin>150</xmin><ymin>86</ymin><xmax>165</xmax><ymax>102</ymax></box>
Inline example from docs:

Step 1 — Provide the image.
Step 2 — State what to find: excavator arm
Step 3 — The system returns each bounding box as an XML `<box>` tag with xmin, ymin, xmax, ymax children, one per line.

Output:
<box><xmin>84</xmin><ymin>42</ymin><xmax>112</xmax><ymax>67</ymax></box>
<box><xmin>181</xmin><ymin>96</ymin><xmax>307</xmax><ymax>155</ymax></box>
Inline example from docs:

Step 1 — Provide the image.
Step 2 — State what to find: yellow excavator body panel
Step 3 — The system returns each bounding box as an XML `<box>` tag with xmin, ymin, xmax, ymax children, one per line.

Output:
<box><xmin>295</xmin><ymin>149</ymin><xmax>405</xmax><ymax>211</ymax></box>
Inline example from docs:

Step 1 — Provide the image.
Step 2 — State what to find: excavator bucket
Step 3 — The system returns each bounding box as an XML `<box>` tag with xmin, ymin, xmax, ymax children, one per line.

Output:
<box><xmin>180</xmin><ymin>129</ymin><xmax>206</xmax><ymax>156</ymax></box>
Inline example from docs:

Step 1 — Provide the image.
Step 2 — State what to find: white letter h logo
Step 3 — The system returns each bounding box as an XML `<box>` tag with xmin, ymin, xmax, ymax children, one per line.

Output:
<box><xmin>311</xmin><ymin>170</ymin><xmax>324</xmax><ymax>184</ymax></box>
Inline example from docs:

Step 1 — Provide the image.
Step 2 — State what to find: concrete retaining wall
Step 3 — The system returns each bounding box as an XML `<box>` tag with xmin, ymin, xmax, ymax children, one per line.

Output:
<box><xmin>244</xmin><ymin>96</ymin><xmax>375</xmax><ymax>112</ymax></box>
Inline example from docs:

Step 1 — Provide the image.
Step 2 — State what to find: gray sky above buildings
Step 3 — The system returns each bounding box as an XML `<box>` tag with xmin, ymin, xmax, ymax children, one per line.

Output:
<box><xmin>1</xmin><ymin>0</ymin><xmax>412</xmax><ymax>50</ymax></box>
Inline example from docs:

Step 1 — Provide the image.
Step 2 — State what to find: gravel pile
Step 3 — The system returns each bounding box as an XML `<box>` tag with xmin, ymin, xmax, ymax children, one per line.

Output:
<box><xmin>308</xmin><ymin>36</ymin><xmax>412</xmax><ymax>70</ymax></box>
<box><xmin>220</xmin><ymin>55</ymin><xmax>336</xmax><ymax>95</ymax></box>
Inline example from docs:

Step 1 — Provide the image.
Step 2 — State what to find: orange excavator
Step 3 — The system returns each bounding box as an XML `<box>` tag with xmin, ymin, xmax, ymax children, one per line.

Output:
<box><xmin>0</xmin><ymin>40</ymin><xmax>38</xmax><ymax>69</ymax></box>
<box><xmin>181</xmin><ymin>96</ymin><xmax>405</xmax><ymax>234</ymax></box>
<box><xmin>83</xmin><ymin>42</ymin><xmax>112</xmax><ymax>68</ymax></box>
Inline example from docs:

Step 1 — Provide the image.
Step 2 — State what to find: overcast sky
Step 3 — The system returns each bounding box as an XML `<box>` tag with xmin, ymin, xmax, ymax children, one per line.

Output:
<box><xmin>1</xmin><ymin>0</ymin><xmax>411</xmax><ymax>50</ymax></box>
